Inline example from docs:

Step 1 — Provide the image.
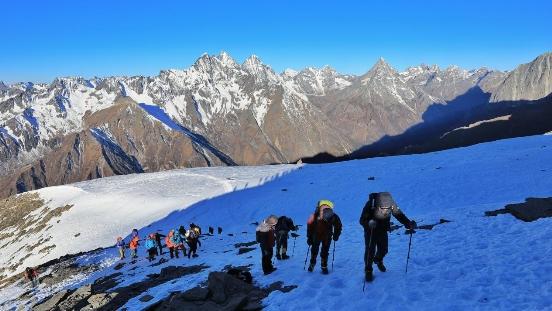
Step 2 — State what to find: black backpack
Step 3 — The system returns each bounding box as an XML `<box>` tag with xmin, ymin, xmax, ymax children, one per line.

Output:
<box><xmin>372</xmin><ymin>192</ymin><xmax>396</xmax><ymax>220</ymax></box>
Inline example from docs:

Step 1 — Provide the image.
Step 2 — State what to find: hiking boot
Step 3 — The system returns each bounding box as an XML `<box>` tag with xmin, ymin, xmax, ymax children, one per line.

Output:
<box><xmin>365</xmin><ymin>270</ymin><xmax>373</xmax><ymax>282</ymax></box>
<box><xmin>276</xmin><ymin>254</ymin><xmax>282</xmax><ymax>260</ymax></box>
<box><xmin>192</xmin><ymin>254</ymin><xmax>199</xmax><ymax>258</ymax></box>
<box><xmin>264</xmin><ymin>267</ymin><xmax>277</xmax><ymax>275</ymax></box>
<box><xmin>307</xmin><ymin>263</ymin><xmax>315</xmax><ymax>272</ymax></box>
<box><xmin>321</xmin><ymin>267</ymin><xmax>329</xmax><ymax>275</ymax></box>
<box><xmin>375</xmin><ymin>260</ymin><xmax>387</xmax><ymax>272</ymax></box>
<box><xmin>282</xmin><ymin>254</ymin><xmax>290</xmax><ymax>260</ymax></box>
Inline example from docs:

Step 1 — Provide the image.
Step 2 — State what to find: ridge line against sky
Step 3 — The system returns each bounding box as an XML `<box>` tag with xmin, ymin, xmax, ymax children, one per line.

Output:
<box><xmin>1</xmin><ymin>0</ymin><xmax>551</xmax><ymax>84</ymax></box>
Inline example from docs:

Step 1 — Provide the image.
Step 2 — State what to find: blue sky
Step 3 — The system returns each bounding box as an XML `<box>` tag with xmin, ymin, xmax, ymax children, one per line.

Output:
<box><xmin>2</xmin><ymin>0</ymin><xmax>551</xmax><ymax>83</ymax></box>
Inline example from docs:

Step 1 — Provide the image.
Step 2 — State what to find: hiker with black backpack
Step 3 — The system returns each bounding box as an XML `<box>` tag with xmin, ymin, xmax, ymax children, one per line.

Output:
<box><xmin>154</xmin><ymin>232</ymin><xmax>166</xmax><ymax>255</ymax></box>
<box><xmin>186</xmin><ymin>225</ymin><xmax>201</xmax><ymax>258</ymax></box>
<box><xmin>256</xmin><ymin>215</ymin><xmax>278</xmax><ymax>275</ymax></box>
<box><xmin>306</xmin><ymin>200</ymin><xmax>342</xmax><ymax>274</ymax></box>
<box><xmin>275</xmin><ymin>216</ymin><xmax>297</xmax><ymax>260</ymax></box>
<box><xmin>359</xmin><ymin>192</ymin><xmax>417</xmax><ymax>282</ymax></box>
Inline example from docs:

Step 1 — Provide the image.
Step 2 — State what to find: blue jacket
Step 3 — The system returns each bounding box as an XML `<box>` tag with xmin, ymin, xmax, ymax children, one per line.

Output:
<box><xmin>116</xmin><ymin>239</ymin><xmax>125</xmax><ymax>248</ymax></box>
<box><xmin>145</xmin><ymin>239</ymin><xmax>156</xmax><ymax>250</ymax></box>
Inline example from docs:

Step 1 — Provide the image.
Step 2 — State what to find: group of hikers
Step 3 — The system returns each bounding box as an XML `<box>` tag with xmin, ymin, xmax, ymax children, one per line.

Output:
<box><xmin>116</xmin><ymin>223</ymin><xmax>203</xmax><ymax>262</ymax></box>
<box><xmin>256</xmin><ymin>192</ymin><xmax>416</xmax><ymax>282</ymax></box>
<box><xmin>22</xmin><ymin>191</ymin><xmax>414</xmax><ymax>289</ymax></box>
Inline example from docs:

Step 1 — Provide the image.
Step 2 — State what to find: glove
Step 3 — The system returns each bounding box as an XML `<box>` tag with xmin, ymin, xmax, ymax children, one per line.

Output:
<box><xmin>307</xmin><ymin>237</ymin><xmax>312</xmax><ymax>246</ymax></box>
<box><xmin>333</xmin><ymin>234</ymin><xmax>339</xmax><ymax>242</ymax></box>
<box><xmin>409</xmin><ymin>220</ymin><xmax>417</xmax><ymax>230</ymax></box>
<box><xmin>368</xmin><ymin>219</ymin><xmax>376</xmax><ymax>230</ymax></box>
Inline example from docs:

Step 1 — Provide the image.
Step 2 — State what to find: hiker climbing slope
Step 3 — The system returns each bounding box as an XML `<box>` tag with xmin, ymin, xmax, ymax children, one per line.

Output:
<box><xmin>359</xmin><ymin>192</ymin><xmax>416</xmax><ymax>282</ymax></box>
<box><xmin>275</xmin><ymin>216</ymin><xmax>297</xmax><ymax>260</ymax></box>
<box><xmin>145</xmin><ymin>234</ymin><xmax>157</xmax><ymax>262</ymax></box>
<box><xmin>24</xmin><ymin>267</ymin><xmax>39</xmax><ymax>287</ymax></box>
<box><xmin>186</xmin><ymin>225</ymin><xmax>201</xmax><ymax>258</ymax></box>
<box><xmin>154</xmin><ymin>232</ymin><xmax>166</xmax><ymax>255</ymax></box>
<box><xmin>307</xmin><ymin>200</ymin><xmax>342</xmax><ymax>274</ymax></box>
<box><xmin>129</xmin><ymin>232</ymin><xmax>140</xmax><ymax>259</ymax></box>
<box><xmin>116</xmin><ymin>237</ymin><xmax>126</xmax><ymax>260</ymax></box>
<box><xmin>256</xmin><ymin>215</ymin><xmax>278</xmax><ymax>275</ymax></box>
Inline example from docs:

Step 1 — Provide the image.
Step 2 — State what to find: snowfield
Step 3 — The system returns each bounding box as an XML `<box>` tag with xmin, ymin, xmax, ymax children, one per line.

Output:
<box><xmin>2</xmin><ymin>135</ymin><xmax>552</xmax><ymax>310</ymax></box>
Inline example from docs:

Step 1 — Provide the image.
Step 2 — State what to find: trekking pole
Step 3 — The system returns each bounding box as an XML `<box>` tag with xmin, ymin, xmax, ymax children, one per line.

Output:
<box><xmin>405</xmin><ymin>229</ymin><xmax>413</xmax><ymax>274</ymax></box>
<box><xmin>292</xmin><ymin>237</ymin><xmax>296</xmax><ymax>257</ymax></box>
<box><xmin>303</xmin><ymin>245</ymin><xmax>311</xmax><ymax>270</ymax></box>
<box><xmin>363</xmin><ymin>227</ymin><xmax>374</xmax><ymax>293</ymax></box>
<box><xmin>331</xmin><ymin>240</ymin><xmax>336</xmax><ymax>271</ymax></box>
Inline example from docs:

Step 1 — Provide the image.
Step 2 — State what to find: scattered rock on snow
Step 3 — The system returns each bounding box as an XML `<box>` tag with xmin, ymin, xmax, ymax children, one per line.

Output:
<box><xmin>86</xmin><ymin>293</ymin><xmax>118</xmax><ymax>309</ymax></box>
<box><xmin>486</xmin><ymin>197</ymin><xmax>552</xmax><ymax>222</ymax></box>
<box><xmin>56</xmin><ymin>284</ymin><xmax>92</xmax><ymax>310</ymax></box>
<box><xmin>234</xmin><ymin>241</ymin><xmax>257</xmax><ymax>248</ymax></box>
<box><xmin>32</xmin><ymin>265</ymin><xmax>207</xmax><ymax>311</ymax></box>
<box><xmin>148</xmin><ymin>268</ymin><xmax>296</xmax><ymax>311</ymax></box>
<box><xmin>181</xmin><ymin>287</ymin><xmax>209</xmax><ymax>301</ymax></box>
<box><xmin>238</xmin><ymin>247</ymin><xmax>256</xmax><ymax>255</ymax></box>
<box><xmin>139</xmin><ymin>295</ymin><xmax>154</xmax><ymax>302</ymax></box>
<box><xmin>32</xmin><ymin>290</ymin><xmax>69</xmax><ymax>311</ymax></box>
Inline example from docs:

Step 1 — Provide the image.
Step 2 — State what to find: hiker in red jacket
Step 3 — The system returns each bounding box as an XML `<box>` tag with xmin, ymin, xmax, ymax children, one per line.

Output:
<box><xmin>307</xmin><ymin>200</ymin><xmax>342</xmax><ymax>274</ymax></box>
<box><xmin>24</xmin><ymin>267</ymin><xmax>39</xmax><ymax>287</ymax></box>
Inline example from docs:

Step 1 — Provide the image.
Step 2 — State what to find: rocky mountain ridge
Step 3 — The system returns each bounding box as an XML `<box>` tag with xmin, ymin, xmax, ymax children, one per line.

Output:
<box><xmin>1</xmin><ymin>51</ymin><xmax>551</xmax><ymax>197</ymax></box>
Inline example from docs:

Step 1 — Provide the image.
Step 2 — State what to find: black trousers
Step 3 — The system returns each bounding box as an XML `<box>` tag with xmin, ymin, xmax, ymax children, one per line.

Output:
<box><xmin>147</xmin><ymin>248</ymin><xmax>157</xmax><ymax>261</ymax></box>
<box><xmin>156</xmin><ymin>242</ymin><xmax>163</xmax><ymax>255</ymax></box>
<box><xmin>260</xmin><ymin>245</ymin><xmax>274</xmax><ymax>273</ymax></box>
<box><xmin>364</xmin><ymin>229</ymin><xmax>388</xmax><ymax>271</ymax></box>
<box><xmin>187</xmin><ymin>240</ymin><xmax>198</xmax><ymax>257</ymax></box>
<box><xmin>169</xmin><ymin>246</ymin><xmax>185</xmax><ymax>258</ymax></box>
<box><xmin>276</xmin><ymin>231</ymin><xmax>288</xmax><ymax>256</ymax></box>
<box><xmin>310</xmin><ymin>239</ymin><xmax>331</xmax><ymax>268</ymax></box>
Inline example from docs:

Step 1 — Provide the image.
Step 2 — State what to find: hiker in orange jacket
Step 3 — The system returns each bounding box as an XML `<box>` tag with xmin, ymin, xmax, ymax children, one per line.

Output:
<box><xmin>129</xmin><ymin>235</ymin><xmax>140</xmax><ymax>259</ymax></box>
<box><xmin>166</xmin><ymin>229</ymin><xmax>186</xmax><ymax>258</ymax></box>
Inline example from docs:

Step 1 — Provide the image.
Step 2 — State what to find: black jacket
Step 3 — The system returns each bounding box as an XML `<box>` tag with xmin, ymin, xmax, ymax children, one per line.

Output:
<box><xmin>359</xmin><ymin>192</ymin><xmax>410</xmax><ymax>231</ymax></box>
<box><xmin>275</xmin><ymin>216</ymin><xmax>296</xmax><ymax>233</ymax></box>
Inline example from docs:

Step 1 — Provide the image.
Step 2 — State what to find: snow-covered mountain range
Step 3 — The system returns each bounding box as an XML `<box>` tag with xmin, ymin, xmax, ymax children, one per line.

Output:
<box><xmin>1</xmin><ymin>52</ymin><xmax>551</xmax><ymax>197</ymax></box>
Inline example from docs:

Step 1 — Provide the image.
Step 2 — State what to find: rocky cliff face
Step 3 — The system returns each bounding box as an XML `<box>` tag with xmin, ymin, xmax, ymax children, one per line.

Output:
<box><xmin>491</xmin><ymin>53</ymin><xmax>552</xmax><ymax>102</ymax></box>
<box><xmin>1</xmin><ymin>51</ymin><xmax>551</xmax><ymax>196</ymax></box>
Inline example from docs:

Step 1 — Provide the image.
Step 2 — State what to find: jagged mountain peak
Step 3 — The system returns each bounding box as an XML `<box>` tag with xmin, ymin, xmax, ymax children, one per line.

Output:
<box><xmin>242</xmin><ymin>54</ymin><xmax>264</xmax><ymax>69</ymax></box>
<box><xmin>0</xmin><ymin>81</ymin><xmax>9</xmax><ymax>91</ymax></box>
<box><xmin>242</xmin><ymin>54</ymin><xmax>278</xmax><ymax>83</ymax></box>
<box><xmin>215</xmin><ymin>51</ymin><xmax>238</xmax><ymax>67</ymax></box>
<box><xmin>191</xmin><ymin>52</ymin><xmax>241</xmax><ymax>75</ymax></box>
<box><xmin>361</xmin><ymin>57</ymin><xmax>400</xmax><ymax>84</ymax></box>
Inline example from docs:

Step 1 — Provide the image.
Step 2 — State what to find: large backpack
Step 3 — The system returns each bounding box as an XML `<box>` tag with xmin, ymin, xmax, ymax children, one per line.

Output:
<box><xmin>145</xmin><ymin>239</ymin><xmax>155</xmax><ymax>250</ymax></box>
<box><xmin>187</xmin><ymin>229</ymin><xmax>198</xmax><ymax>240</ymax></box>
<box><xmin>371</xmin><ymin>192</ymin><xmax>396</xmax><ymax>220</ymax></box>
<box><xmin>256</xmin><ymin>222</ymin><xmax>270</xmax><ymax>244</ymax></box>
<box><xmin>171</xmin><ymin>230</ymin><xmax>182</xmax><ymax>244</ymax></box>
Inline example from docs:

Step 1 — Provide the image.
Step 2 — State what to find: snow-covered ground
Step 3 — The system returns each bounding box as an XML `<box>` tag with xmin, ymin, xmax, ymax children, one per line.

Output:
<box><xmin>0</xmin><ymin>165</ymin><xmax>295</xmax><ymax>280</ymax></box>
<box><xmin>2</xmin><ymin>135</ymin><xmax>552</xmax><ymax>310</ymax></box>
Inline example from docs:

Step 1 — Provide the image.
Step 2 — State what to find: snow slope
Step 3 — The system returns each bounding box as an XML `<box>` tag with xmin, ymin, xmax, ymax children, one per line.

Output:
<box><xmin>0</xmin><ymin>165</ymin><xmax>295</xmax><ymax>281</ymax></box>
<box><xmin>2</xmin><ymin>135</ymin><xmax>552</xmax><ymax>310</ymax></box>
